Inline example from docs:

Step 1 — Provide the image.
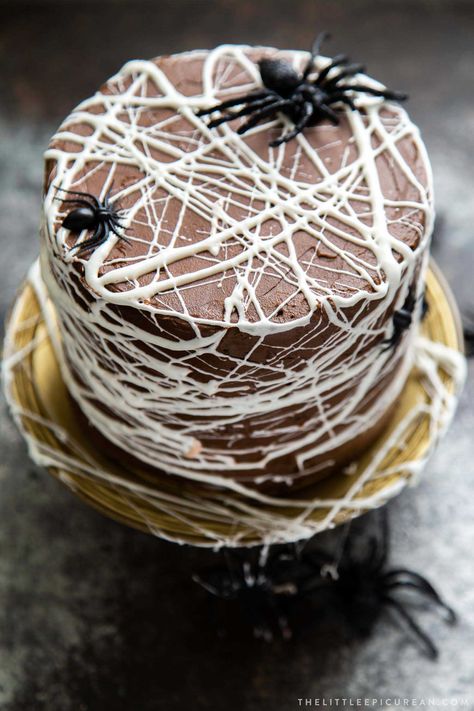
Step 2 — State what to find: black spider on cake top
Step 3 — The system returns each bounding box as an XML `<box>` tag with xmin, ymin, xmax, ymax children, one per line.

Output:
<box><xmin>54</xmin><ymin>187</ymin><xmax>128</xmax><ymax>256</ymax></box>
<box><xmin>197</xmin><ymin>32</ymin><xmax>407</xmax><ymax>147</ymax></box>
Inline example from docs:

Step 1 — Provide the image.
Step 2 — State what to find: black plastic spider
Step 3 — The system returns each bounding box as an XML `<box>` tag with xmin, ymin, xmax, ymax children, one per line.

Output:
<box><xmin>462</xmin><ymin>313</ymin><xmax>474</xmax><ymax>357</ymax></box>
<box><xmin>194</xmin><ymin>512</ymin><xmax>455</xmax><ymax>658</ymax></box>
<box><xmin>54</xmin><ymin>186</ymin><xmax>128</xmax><ymax>255</ymax></box>
<box><xmin>422</xmin><ymin>292</ymin><xmax>429</xmax><ymax>320</ymax></box>
<box><xmin>197</xmin><ymin>32</ymin><xmax>407</xmax><ymax>147</ymax></box>
<box><xmin>193</xmin><ymin>548</ymin><xmax>294</xmax><ymax>641</ymax></box>
<box><xmin>383</xmin><ymin>284</ymin><xmax>424</xmax><ymax>351</ymax></box>
<box><xmin>295</xmin><ymin>512</ymin><xmax>456</xmax><ymax>659</ymax></box>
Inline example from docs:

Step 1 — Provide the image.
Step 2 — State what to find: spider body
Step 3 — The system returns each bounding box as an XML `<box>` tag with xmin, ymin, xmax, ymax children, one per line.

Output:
<box><xmin>194</xmin><ymin>553</ymin><xmax>292</xmax><ymax>641</ymax></box>
<box><xmin>462</xmin><ymin>314</ymin><xmax>474</xmax><ymax>357</ymax></box>
<box><xmin>197</xmin><ymin>32</ymin><xmax>407</xmax><ymax>147</ymax></box>
<box><xmin>55</xmin><ymin>187</ymin><xmax>128</xmax><ymax>255</ymax></box>
<box><xmin>383</xmin><ymin>286</ymin><xmax>420</xmax><ymax>351</ymax></box>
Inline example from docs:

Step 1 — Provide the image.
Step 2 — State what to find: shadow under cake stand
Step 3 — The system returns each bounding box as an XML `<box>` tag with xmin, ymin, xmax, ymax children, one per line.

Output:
<box><xmin>2</xmin><ymin>261</ymin><xmax>466</xmax><ymax>548</ymax></box>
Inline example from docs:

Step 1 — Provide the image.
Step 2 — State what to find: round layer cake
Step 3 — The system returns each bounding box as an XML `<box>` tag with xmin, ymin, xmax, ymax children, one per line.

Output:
<box><xmin>39</xmin><ymin>44</ymin><xmax>433</xmax><ymax>489</ymax></box>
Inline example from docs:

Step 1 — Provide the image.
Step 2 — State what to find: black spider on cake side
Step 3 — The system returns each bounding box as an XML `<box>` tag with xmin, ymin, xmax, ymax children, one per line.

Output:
<box><xmin>462</xmin><ymin>313</ymin><xmax>474</xmax><ymax>357</ymax></box>
<box><xmin>54</xmin><ymin>187</ymin><xmax>129</xmax><ymax>256</ymax></box>
<box><xmin>197</xmin><ymin>32</ymin><xmax>407</xmax><ymax>147</ymax></box>
<box><xmin>382</xmin><ymin>284</ymin><xmax>427</xmax><ymax>351</ymax></box>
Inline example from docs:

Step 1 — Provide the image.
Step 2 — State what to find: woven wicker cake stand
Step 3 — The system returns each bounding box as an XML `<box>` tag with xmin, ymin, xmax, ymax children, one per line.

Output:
<box><xmin>2</xmin><ymin>261</ymin><xmax>466</xmax><ymax>548</ymax></box>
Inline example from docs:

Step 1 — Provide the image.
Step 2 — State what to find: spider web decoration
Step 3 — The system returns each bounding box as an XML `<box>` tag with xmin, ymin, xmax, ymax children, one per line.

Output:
<box><xmin>37</xmin><ymin>45</ymin><xmax>439</xmax><ymax>490</ymax></box>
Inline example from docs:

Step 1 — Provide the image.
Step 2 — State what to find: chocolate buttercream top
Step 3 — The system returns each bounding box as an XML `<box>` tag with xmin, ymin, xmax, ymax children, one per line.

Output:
<box><xmin>43</xmin><ymin>45</ymin><xmax>433</xmax><ymax>333</ymax></box>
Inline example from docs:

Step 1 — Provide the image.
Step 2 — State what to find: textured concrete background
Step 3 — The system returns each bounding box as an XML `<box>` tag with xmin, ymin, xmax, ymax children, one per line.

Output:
<box><xmin>1</xmin><ymin>2</ymin><xmax>473</xmax><ymax>709</ymax></box>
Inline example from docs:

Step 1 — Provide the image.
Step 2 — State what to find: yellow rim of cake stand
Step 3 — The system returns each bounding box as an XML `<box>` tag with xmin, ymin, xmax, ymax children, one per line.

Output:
<box><xmin>2</xmin><ymin>262</ymin><xmax>465</xmax><ymax>547</ymax></box>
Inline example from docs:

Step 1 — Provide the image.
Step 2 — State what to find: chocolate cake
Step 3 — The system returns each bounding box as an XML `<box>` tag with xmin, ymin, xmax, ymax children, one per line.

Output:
<box><xmin>39</xmin><ymin>43</ymin><xmax>433</xmax><ymax>489</ymax></box>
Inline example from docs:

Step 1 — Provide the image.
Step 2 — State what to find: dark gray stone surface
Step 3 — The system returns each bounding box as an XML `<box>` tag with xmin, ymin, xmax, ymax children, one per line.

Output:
<box><xmin>0</xmin><ymin>2</ymin><xmax>473</xmax><ymax>709</ymax></box>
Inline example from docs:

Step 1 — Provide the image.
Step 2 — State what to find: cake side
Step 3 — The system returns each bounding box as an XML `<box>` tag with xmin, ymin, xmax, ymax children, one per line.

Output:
<box><xmin>39</xmin><ymin>44</ymin><xmax>433</xmax><ymax>487</ymax></box>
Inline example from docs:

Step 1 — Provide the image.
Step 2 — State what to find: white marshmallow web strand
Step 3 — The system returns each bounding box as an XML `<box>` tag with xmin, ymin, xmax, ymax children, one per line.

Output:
<box><xmin>39</xmin><ymin>46</ymin><xmax>434</xmax><ymax>484</ymax></box>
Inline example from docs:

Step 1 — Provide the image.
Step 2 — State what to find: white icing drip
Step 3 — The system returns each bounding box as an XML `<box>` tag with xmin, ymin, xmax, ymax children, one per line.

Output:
<box><xmin>40</xmin><ymin>45</ymin><xmax>434</xmax><ymax>482</ymax></box>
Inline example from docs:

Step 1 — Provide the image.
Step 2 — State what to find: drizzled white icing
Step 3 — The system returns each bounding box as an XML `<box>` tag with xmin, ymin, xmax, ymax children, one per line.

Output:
<box><xmin>40</xmin><ymin>45</ymin><xmax>434</xmax><ymax>483</ymax></box>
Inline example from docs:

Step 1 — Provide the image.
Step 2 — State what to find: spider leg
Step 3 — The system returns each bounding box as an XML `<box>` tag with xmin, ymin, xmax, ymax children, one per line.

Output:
<box><xmin>382</xmin><ymin>320</ymin><xmax>403</xmax><ymax>350</ymax></box>
<box><xmin>264</xmin><ymin>587</ymin><xmax>292</xmax><ymax>640</ymax></box>
<box><xmin>382</xmin><ymin>340</ymin><xmax>396</xmax><ymax>352</ymax></box>
<box><xmin>108</xmin><ymin>221</ymin><xmax>132</xmax><ymax>245</ymax></box>
<box><xmin>315</xmin><ymin>54</ymin><xmax>349</xmax><ymax>85</ymax></box>
<box><xmin>109</xmin><ymin>212</ymin><xmax>124</xmax><ymax>223</ymax></box>
<box><xmin>104</xmin><ymin>192</ymin><xmax>126</xmax><ymax>217</ymax></box>
<box><xmin>326</xmin><ymin>93</ymin><xmax>357</xmax><ymax>112</ymax></box>
<box><xmin>302</xmin><ymin>30</ymin><xmax>331</xmax><ymax>79</ymax></box>
<box><xmin>55</xmin><ymin>197</ymin><xmax>96</xmax><ymax>209</ymax></box>
<box><xmin>74</xmin><ymin>233</ymin><xmax>106</xmax><ymax>255</ymax></box>
<box><xmin>342</xmin><ymin>84</ymin><xmax>408</xmax><ymax>101</ymax></box>
<box><xmin>270</xmin><ymin>101</ymin><xmax>314</xmax><ymax>147</ymax></box>
<box><xmin>297</xmin><ymin>573</ymin><xmax>333</xmax><ymax>597</ymax></box>
<box><xmin>197</xmin><ymin>90</ymin><xmax>271</xmax><ymax>117</ymax></box>
<box><xmin>384</xmin><ymin>579</ymin><xmax>456</xmax><ymax>620</ymax></box>
<box><xmin>110</xmin><ymin>218</ymin><xmax>127</xmax><ymax>231</ymax></box>
<box><xmin>100</xmin><ymin>195</ymin><xmax>126</xmax><ymax>225</ymax></box>
<box><xmin>73</xmin><ymin>222</ymin><xmax>107</xmax><ymax>255</ymax></box>
<box><xmin>382</xmin><ymin>594</ymin><xmax>439</xmax><ymax>659</ymax></box>
<box><xmin>364</xmin><ymin>536</ymin><xmax>380</xmax><ymax>571</ymax></box>
<box><xmin>237</xmin><ymin>99</ymin><xmax>294</xmax><ymax>135</ymax></box>
<box><xmin>318</xmin><ymin>104</ymin><xmax>339</xmax><ymax>125</ymax></box>
<box><xmin>324</xmin><ymin>63</ymin><xmax>367</xmax><ymax>88</ymax></box>
<box><xmin>104</xmin><ymin>194</ymin><xmax>115</xmax><ymax>211</ymax></box>
<box><xmin>355</xmin><ymin>509</ymin><xmax>389</xmax><ymax>574</ymax></box>
<box><xmin>382</xmin><ymin>569</ymin><xmax>456</xmax><ymax>622</ymax></box>
<box><xmin>376</xmin><ymin>508</ymin><xmax>389</xmax><ymax>571</ymax></box>
<box><xmin>192</xmin><ymin>573</ymin><xmax>232</xmax><ymax>599</ymax></box>
<box><xmin>53</xmin><ymin>186</ymin><xmax>100</xmax><ymax>208</ymax></box>
<box><xmin>207</xmin><ymin>96</ymin><xmax>279</xmax><ymax>129</ymax></box>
